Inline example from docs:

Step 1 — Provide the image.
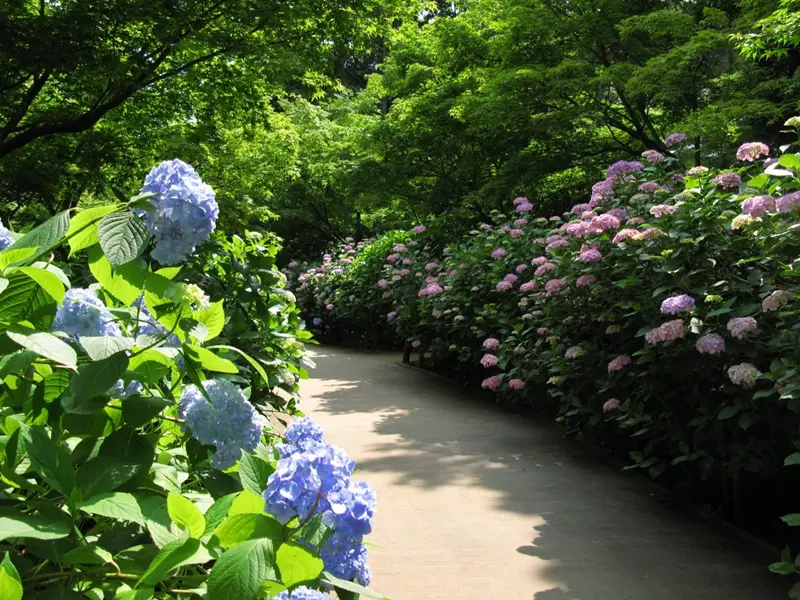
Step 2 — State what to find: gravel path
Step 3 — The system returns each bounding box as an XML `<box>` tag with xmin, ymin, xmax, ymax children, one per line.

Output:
<box><xmin>300</xmin><ymin>347</ymin><xmax>785</xmax><ymax>600</ymax></box>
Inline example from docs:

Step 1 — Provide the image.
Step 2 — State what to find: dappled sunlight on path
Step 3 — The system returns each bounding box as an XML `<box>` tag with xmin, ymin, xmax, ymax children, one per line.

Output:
<box><xmin>300</xmin><ymin>347</ymin><xmax>784</xmax><ymax>600</ymax></box>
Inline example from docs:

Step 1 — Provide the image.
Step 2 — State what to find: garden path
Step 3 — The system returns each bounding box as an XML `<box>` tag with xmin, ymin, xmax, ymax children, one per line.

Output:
<box><xmin>301</xmin><ymin>347</ymin><xmax>786</xmax><ymax>600</ymax></box>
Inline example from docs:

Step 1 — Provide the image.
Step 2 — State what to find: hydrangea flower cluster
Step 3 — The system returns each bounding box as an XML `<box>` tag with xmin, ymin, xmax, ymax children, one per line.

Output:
<box><xmin>602</xmin><ymin>398</ymin><xmax>620</xmax><ymax>413</ymax></box>
<box><xmin>496</xmin><ymin>281</ymin><xmax>513</xmax><ymax>292</ymax></box>
<box><xmin>695</xmin><ymin>333</ymin><xmax>725</xmax><ymax>355</ymax></box>
<box><xmin>520</xmin><ymin>281</ymin><xmax>536</xmax><ymax>292</ymax></box>
<box><xmin>481</xmin><ymin>375</ymin><xmax>502</xmax><ymax>390</ymax></box>
<box><xmin>606</xmin><ymin>160</ymin><xmax>644</xmax><ymax>181</ymax></box>
<box><xmin>483</xmin><ymin>338</ymin><xmax>500</xmax><ymax>350</ymax></box>
<box><xmin>727</xmin><ymin>316</ymin><xmax>757</xmax><ymax>339</ymax></box>
<box><xmin>534</xmin><ymin>262</ymin><xmax>557</xmax><ymax>277</ymax></box>
<box><xmin>413</xmin><ymin>225</ymin><xmax>426</xmax><ymax>234</ymax></box>
<box><xmin>265</xmin><ymin>418</ymin><xmax>375</xmax><ymax>585</ymax></box>
<box><xmin>491</xmin><ymin>248</ymin><xmax>507</xmax><ymax>259</ymax></box>
<box><xmin>660</xmin><ymin>294</ymin><xmax>695</xmax><ymax>315</ymax></box>
<box><xmin>645</xmin><ymin>319</ymin><xmax>685</xmax><ymax>344</ymax></box>
<box><xmin>777</xmin><ymin>192</ymin><xmax>800</xmax><ymax>213</ymax></box>
<box><xmin>480</xmin><ymin>354</ymin><xmax>499</xmax><ymax>368</ymax></box>
<box><xmin>0</xmin><ymin>218</ymin><xmax>15</xmax><ymax>250</ymax></box>
<box><xmin>508</xmin><ymin>378</ymin><xmax>525</xmax><ymax>390</ymax></box>
<box><xmin>137</xmin><ymin>159</ymin><xmax>219</xmax><ymax>265</ymax></box>
<box><xmin>52</xmin><ymin>288</ymin><xmax>122</xmax><ymax>339</ymax></box>
<box><xmin>578</xmin><ymin>249</ymin><xmax>602</xmax><ymax>263</ymax></box>
<box><xmin>650</xmin><ymin>204</ymin><xmax>676</xmax><ymax>218</ymax></box>
<box><xmin>741</xmin><ymin>195</ymin><xmax>775</xmax><ymax>217</ymax></box>
<box><xmin>642</xmin><ymin>150</ymin><xmax>665</xmax><ymax>164</ymax></box>
<box><xmin>545</xmin><ymin>278</ymin><xmax>565</xmax><ymax>294</ymax></box>
<box><xmin>711</xmin><ymin>172</ymin><xmax>741</xmax><ymax>189</ymax></box>
<box><xmin>565</xmin><ymin>346</ymin><xmax>585</xmax><ymax>359</ymax></box>
<box><xmin>608</xmin><ymin>355</ymin><xmax>631</xmax><ymax>372</ymax></box>
<box><xmin>731</xmin><ymin>214</ymin><xmax>758</xmax><ymax>230</ymax></box>
<box><xmin>727</xmin><ymin>363</ymin><xmax>761</xmax><ymax>388</ymax></box>
<box><xmin>178</xmin><ymin>379</ymin><xmax>263</xmax><ymax>470</ymax></box>
<box><xmin>111</xmin><ymin>379</ymin><xmax>144</xmax><ymax>399</ymax></box>
<box><xmin>664</xmin><ymin>133</ymin><xmax>686</xmax><ymax>147</ymax></box>
<box><xmin>133</xmin><ymin>297</ymin><xmax>181</xmax><ymax>352</ymax></box>
<box><xmin>763</xmin><ymin>290</ymin><xmax>793</xmax><ymax>312</ymax></box>
<box><xmin>576</xmin><ymin>274</ymin><xmax>596</xmax><ymax>287</ymax></box>
<box><xmin>736</xmin><ymin>142</ymin><xmax>769</xmax><ymax>162</ymax></box>
<box><xmin>273</xmin><ymin>587</ymin><xmax>330</xmax><ymax>600</ymax></box>
<box><xmin>638</xmin><ymin>181</ymin><xmax>663</xmax><ymax>194</ymax></box>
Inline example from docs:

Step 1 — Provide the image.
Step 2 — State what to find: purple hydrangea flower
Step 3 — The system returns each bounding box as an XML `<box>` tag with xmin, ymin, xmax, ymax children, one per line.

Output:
<box><xmin>741</xmin><ymin>195</ymin><xmax>776</xmax><ymax>217</ymax></box>
<box><xmin>660</xmin><ymin>294</ymin><xmax>695</xmax><ymax>315</ymax></box>
<box><xmin>711</xmin><ymin>172</ymin><xmax>741</xmax><ymax>189</ymax></box>
<box><xmin>736</xmin><ymin>142</ymin><xmax>769</xmax><ymax>162</ymax></box>
<box><xmin>137</xmin><ymin>159</ymin><xmax>219</xmax><ymax>265</ymax></box>
<box><xmin>695</xmin><ymin>333</ymin><xmax>725</xmax><ymax>355</ymax></box>
<box><xmin>606</xmin><ymin>160</ymin><xmax>644</xmax><ymax>181</ymax></box>
<box><xmin>664</xmin><ymin>133</ymin><xmax>686</xmax><ymax>147</ymax></box>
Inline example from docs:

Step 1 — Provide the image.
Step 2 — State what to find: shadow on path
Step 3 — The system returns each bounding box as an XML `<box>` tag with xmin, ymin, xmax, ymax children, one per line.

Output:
<box><xmin>304</xmin><ymin>348</ymin><xmax>785</xmax><ymax>599</ymax></box>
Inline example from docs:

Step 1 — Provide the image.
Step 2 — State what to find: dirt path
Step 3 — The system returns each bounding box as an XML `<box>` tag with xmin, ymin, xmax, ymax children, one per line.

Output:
<box><xmin>300</xmin><ymin>347</ymin><xmax>786</xmax><ymax>600</ymax></box>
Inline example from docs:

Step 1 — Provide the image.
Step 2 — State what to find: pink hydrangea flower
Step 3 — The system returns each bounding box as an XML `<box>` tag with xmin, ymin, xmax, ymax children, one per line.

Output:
<box><xmin>645</xmin><ymin>319</ymin><xmax>685</xmax><ymax>344</ymax></box>
<box><xmin>545</xmin><ymin>278</ymin><xmax>566</xmax><ymax>294</ymax></box>
<box><xmin>516</xmin><ymin>202</ymin><xmax>533</xmax><ymax>213</ymax></box>
<box><xmin>727</xmin><ymin>316</ymin><xmax>757</xmax><ymax>339</ymax></box>
<box><xmin>491</xmin><ymin>248</ymin><xmax>507</xmax><ymax>259</ymax></box>
<box><xmin>509</xmin><ymin>229</ymin><xmax>525</xmax><ymax>238</ymax></box>
<box><xmin>482</xmin><ymin>376</ymin><xmax>503</xmax><ymax>390</ymax></box>
<box><xmin>736</xmin><ymin>142</ymin><xmax>769</xmax><ymax>162</ymax></box>
<box><xmin>608</xmin><ymin>355</ymin><xmax>631</xmax><ymax>372</ymax></box>
<box><xmin>687</xmin><ymin>166</ymin><xmax>709</xmax><ymax>175</ymax></box>
<box><xmin>504</xmin><ymin>273</ymin><xmax>519</xmax><ymax>283</ymax></box>
<box><xmin>326</xmin><ymin>303</ymin><xmax>335</xmax><ymax>311</ymax></box>
<box><xmin>496</xmin><ymin>281</ymin><xmax>513</xmax><ymax>292</ymax></box>
<box><xmin>508</xmin><ymin>378</ymin><xmax>525</xmax><ymax>390</ymax></box>
<box><xmin>650</xmin><ymin>204</ymin><xmax>676</xmax><ymax>218</ymax></box>
<box><xmin>763</xmin><ymin>290</ymin><xmax>793</xmax><ymax>312</ymax></box>
<box><xmin>520</xmin><ymin>281</ymin><xmax>537</xmax><ymax>292</ymax></box>
<box><xmin>711</xmin><ymin>172</ymin><xmax>741</xmax><ymax>189</ymax></box>
<box><xmin>546</xmin><ymin>238</ymin><xmax>569</xmax><ymax>252</ymax></box>
<box><xmin>591</xmin><ymin>178</ymin><xmax>616</xmax><ymax>206</ymax></box>
<box><xmin>664</xmin><ymin>133</ymin><xmax>686</xmax><ymax>147</ymax></box>
<box><xmin>607</xmin><ymin>207</ymin><xmax>628</xmax><ymax>221</ymax></box>
<box><xmin>590</xmin><ymin>213</ymin><xmax>620</xmax><ymax>233</ymax></box>
<box><xmin>534</xmin><ymin>262</ymin><xmax>557</xmax><ymax>277</ymax></box>
<box><xmin>418</xmin><ymin>283</ymin><xmax>443</xmax><ymax>297</ymax></box>
<box><xmin>480</xmin><ymin>354</ymin><xmax>499</xmax><ymax>368</ymax></box>
<box><xmin>731</xmin><ymin>214</ymin><xmax>757</xmax><ymax>230</ymax></box>
<box><xmin>565</xmin><ymin>221</ymin><xmax>592</xmax><ymax>237</ymax></box>
<box><xmin>413</xmin><ymin>225</ymin><xmax>427</xmax><ymax>233</ymax></box>
<box><xmin>606</xmin><ymin>160</ymin><xmax>644</xmax><ymax>181</ymax></box>
<box><xmin>378</xmin><ymin>279</ymin><xmax>389</xmax><ymax>289</ymax></box>
<box><xmin>777</xmin><ymin>192</ymin><xmax>800</xmax><ymax>213</ymax></box>
<box><xmin>603</xmin><ymin>398</ymin><xmax>621</xmax><ymax>412</ymax></box>
<box><xmin>576</xmin><ymin>274</ymin><xmax>597</xmax><ymax>287</ymax></box>
<box><xmin>387</xmin><ymin>253</ymin><xmax>399</xmax><ymax>263</ymax></box>
<box><xmin>627</xmin><ymin>217</ymin><xmax>645</xmax><ymax>226</ymax></box>
<box><xmin>578</xmin><ymin>249</ymin><xmax>602</xmax><ymax>263</ymax></box>
<box><xmin>565</xmin><ymin>346</ymin><xmax>585</xmax><ymax>359</ymax></box>
<box><xmin>531</xmin><ymin>256</ymin><xmax>548</xmax><ymax>266</ymax></box>
<box><xmin>536</xmin><ymin>327</ymin><xmax>549</xmax><ymax>335</ymax></box>
<box><xmin>727</xmin><ymin>363</ymin><xmax>761</xmax><ymax>388</ymax></box>
<box><xmin>454</xmin><ymin>315</ymin><xmax>465</xmax><ymax>322</ymax></box>
<box><xmin>399</xmin><ymin>268</ymin><xmax>410</xmax><ymax>276</ymax></box>
<box><xmin>638</xmin><ymin>181</ymin><xmax>663</xmax><ymax>194</ymax></box>
<box><xmin>425</xmin><ymin>262</ymin><xmax>439</xmax><ymax>271</ymax></box>
<box><xmin>387</xmin><ymin>311</ymin><xmax>397</xmax><ymax>322</ymax></box>
<box><xmin>571</xmin><ymin>203</ymin><xmax>592</xmax><ymax>214</ymax></box>
<box><xmin>741</xmin><ymin>195</ymin><xmax>776</xmax><ymax>217</ymax></box>
<box><xmin>483</xmin><ymin>338</ymin><xmax>500</xmax><ymax>350</ymax></box>
<box><xmin>695</xmin><ymin>333</ymin><xmax>725</xmax><ymax>355</ymax></box>
<box><xmin>514</xmin><ymin>218</ymin><xmax>528</xmax><ymax>226</ymax></box>
<box><xmin>660</xmin><ymin>294</ymin><xmax>695</xmax><ymax>314</ymax></box>
<box><xmin>515</xmin><ymin>264</ymin><xmax>528</xmax><ymax>273</ymax></box>
<box><xmin>403</xmin><ymin>258</ymin><xmax>412</xmax><ymax>265</ymax></box>
<box><xmin>642</xmin><ymin>149</ymin><xmax>665</xmax><ymax>164</ymax></box>
<box><xmin>393</xmin><ymin>243</ymin><xmax>407</xmax><ymax>253</ymax></box>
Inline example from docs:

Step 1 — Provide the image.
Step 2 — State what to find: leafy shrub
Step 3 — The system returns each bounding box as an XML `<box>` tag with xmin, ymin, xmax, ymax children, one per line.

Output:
<box><xmin>290</xmin><ymin>124</ymin><xmax>800</xmax><ymax>590</ymax></box>
<box><xmin>0</xmin><ymin>160</ymin><xmax>380</xmax><ymax>599</ymax></box>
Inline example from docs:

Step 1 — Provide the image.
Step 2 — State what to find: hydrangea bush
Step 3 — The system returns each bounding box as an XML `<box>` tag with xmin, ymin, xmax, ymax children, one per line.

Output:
<box><xmin>0</xmin><ymin>161</ymin><xmax>382</xmax><ymax>599</ymax></box>
<box><xmin>288</xmin><ymin>126</ymin><xmax>800</xmax><ymax>592</ymax></box>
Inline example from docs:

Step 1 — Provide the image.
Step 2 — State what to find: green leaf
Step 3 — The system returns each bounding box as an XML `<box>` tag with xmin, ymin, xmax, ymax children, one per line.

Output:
<box><xmin>229</xmin><ymin>490</ymin><xmax>265</xmax><ymax>516</ymax></box>
<box><xmin>138</xmin><ymin>495</ymin><xmax>182</xmax><ymax>549</ymax></box>
<box><xmin>779</xmin><ymin>153</ymin><xmax>800</xmax><ymax>171</ymax></box>
<box><xmin>80</xmin><ymin>336</ymin><xmax>135</xmax><ymax>361</ymax></box>
<box><xmin>5</xmin><ymin>211</ymin><xmax>70</xmax><ymax>261</ymax></box>
<box><xmin>212</xmin><ymin>514</ymin><xmax>283</xmax><ymax>549</ymax></box>
<box><xmin>62</xmin><ymin>544</ymin><xmax>116</xmax><ymax>567</ymax></box>
<box><xmin>206</xmin><ymin>538</ymin><xmax>278</xmax><ymax>600</ymax></box>
<box><xmin>203</xmin><ymin>494</ymin><xmax>237</xmax><ymax>537</ymax></box>
<box><xmin>15</xmin><ymin>266</ymin><xmax>65</xmax><ymax>303</ymax></box>
<box><xmin>785</xmin><ymin>452</ymin><xmax>800</xmax><ymax>466</ymax></box>
<box><xmin>65</xmin><ymin>352</ymin><xmax>129</xmax><ymax>413</ymax></box>
<box><xmin>75</xmin><ymin>456</ymin><xmax>140</xmax><ymax>499</ymax></box>
<box><xmin>139</xmin><ymin>538</ymin><xmax>202</xmax><ymax>586</ymax></box>
<box><xmin>208</xmin><ymin>345</ymin><xmax>267</xmax><ymax>382</ymax></box>
<box><xmin>98</xmin><ymin>212</ymin><xmax>151</xmax><ymax>267</ymax></box>
<box><xmin>185</xmin><ymin>345</ymin><xmax>238</xmax><ymax>374</ymax></box>
<box><xmin>7</xmin><ymin>326</ymin><xmax>76</xmax><ymax>368</ymax></box>
<box><xmin>155</xmin><ymin>266</ymin><xmax>182</xmax><ymax>280</ymax></box>
<box><xmin>789</xmin><ymin>581</ymin><xmax>800</xmax><ymax>599</ymax></box>
<box><xmin>321</xmin><ymin>571</ymin><xmax>386</xmax><ymax>599</ymax></box>
<box><xmin>194</xmin><ymin>301</ymin><xmax>226</xmax><ymax>341</ymax></box>
<box><xmin>0</xmin><ymin>507</ymin><xmax>71</xmax><ymax>542</ymax></box>
<box><xmin>295</xmin><ymin>514</ymin><xmax>328</xmax><ymax>548</ymax></box>
<box><xmin>783</xmin><ymin>514</ymin><xmax>800</xmax><ymax>526</ymax></box>
<box><xmin>747</xmin><ymin>173</ymin><xmax>769</xmax><ymax>189</ymax></box>
<box><xmin>115</xmin><ymin>589</ymin><xmax>155</xmax><ymax>600</ymax></box>
<box><xmin>717</xmin><ymin>405</ymin><xmax>740</xmax><ymax>420</ymax></box>
<box><xmin>67</xmin><ymin>204</ymin><xmax>119</xmax><ymax>256</ymax></box>
<box><xmin>128</xmin><ymin>349</ymin><xmax>173</xmax><ymax>383</ymax></box>
<box><xmin>0</xmin><ymin>248</ymin><xmax>38</xmax><ymax>272</ymax></box>
<box><xmin>0</xmin><ymin>554</ymin><xmax>22</xmax><ymax>600</ymax></box>
<box><xmin>77</xmin><ymin>492</ymin><xmax>145</xmax><ymax>525</ymax></box>
<box><xmin>0</xmin><ymin>272</ymin><xmax>54</xmax><ymax>329</ymax></box>
<box><xmin>122</xmin><ymin>396</ymin><xmax>169</xmax><ymax>427</ymax></box>
<box><xmin>276</xmin><ymin>541</ymin><xmax>323</xmax><ymax>587</ymax></box>
<box><xmin>41</xmin><ymin>371</ymin><xmax>70</xmax><ymax>402</ymax></box>
<box><xmin>0</xmin><ymin>351</ymin><xmax>37</xmax><ymax>378</ymax></box>
<box><xmin>238</xmin><ymin>453</ymin><xmax>272</xmax><ymax>496</ymax></box>
<box><xmin>20</xmin><ymin>425</ymin><xmax>74</xmax><ymax>495</ymax></box>
<box><xmin>167</xmin><ymin>493</ymin><xmax>206</xmax><ymax>539</ymax></box>
<box><xmin>88</xmin><ymin>246</ymin><xmax>144</xmax><ymax>305</ymax></box>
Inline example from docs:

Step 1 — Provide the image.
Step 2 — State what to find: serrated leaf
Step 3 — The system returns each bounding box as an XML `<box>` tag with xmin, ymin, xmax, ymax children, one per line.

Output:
<box><xmin>0</xmin><ymin>351</ymin><xmax>37</xmax><ymax>378</ymax></box>
<box><xmin>98</xmin><ymin>212</ymin><xmax>151</xmax><ymax>267</ymax></box>
<box><xmin>0</xmin><ymin>507</ymin><xmax>71</xmax><ymax>542</ymax></box>
<box><xmin>203</xmin><ymin>494</ymin><xmax>237</xmax><ymax>537</ymax></box>
<box><xmin>15</xmin><ymin>266</ymin><xmax>65</xmax><ymax>303</ymax></box>
<box><xmin>0</xmin><ymin>554</ymin><xmax>22</xmax><ymax>600</ymax></box>
<box><xmin>185</xmin><ymin>345</ymin><xmax>238</xmax><ymax>374</ymax></box>
<box><xmin>206</xmin><ymin>538</ymin><xmax>278</xmax><ymax>600</ymax></box>
<box><xmin>20</xmin><ymin>425</ymin><xmax>74</xmax><ymax>495</ymax></box>
<box><xmin>67</xmin><ymin>204</ymin><xmax>119</xmax><ymax>256</ymax></box>
<box><xmin>65</xmin><ymin>352</ymin><xmax>129</xmax><ymax>413</ymax></box>
<box><xmin>128</xmin><ymin>349</ymin><xmax>173</xmax><ymax>383</ymax></box>
<box><xmin>276</xmin><ymin>541</ymin><xmax>323</xmax><ymax>587</ymax></box>
<box><xmin>238</xmin><ymin>453</ymin><xmax>272</xmax><ymax>496</ymax></box>
<box><xmin>77</xmin><ymin>492</ymin><xmax>145</xmax><ymax>525</ymax></box>
<box><xmin>0</xmin><ymin>272</ymin><xmax>54</xmax><ymax>329</ymax></box>
<box><xmin>7</xmin><ymin>326</ymin><xmax>76</xmax><ymax>368</ymax></box>
<box><xmin>229</xmin><ymin>490</ymin><xmax>265</xmax><ymax>516</ymax></box>
<box><xmin>5</xmin><ymin>211</ymin><xmax>70</xmax><ymax>261</ymax></box>
<box><xmin>80</xmin><ymin>336</ymin><xmax>135</xmax><ymax>361</ymax></box>
<box><xmin>194</xmin><ymin>301</ymin><xmax>225</xmax><ymax>341</ymax></box>
<box><xmin>208</xmin><ymin>345</ymin><xmax>267</xmax><ymax>382</ymax></box>
<box><xmin>212</xmin><ymin>513</ymin><xmax>283</xmax><ymax>549</ymax></box>
<box><xmin>75</xmin><ymin>456</ymin><xmax>140</xmax><ymax>499</ymax></box>
<box><xmin>62</xmin><ymin>544</ymin><xmax>115</xmax><ymax>567</ymax></box>
<box><xmin>0</xmin><ymin>248</ymin><xmax>37</xmax><ymax>272</ymax></box>
<box><xmin>167</xmin><ymin>493</ymin><xmax>206</xmax><ymax>539</ymax></box>
<box><xmin>139</xmin><ymin>538</ymin><xmax>202</xmax><ymax>586</ymax></box>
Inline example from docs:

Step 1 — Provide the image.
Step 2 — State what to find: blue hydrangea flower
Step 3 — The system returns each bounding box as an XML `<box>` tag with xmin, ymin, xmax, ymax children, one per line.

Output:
<box><xmin>273</xmin><ymin>587</ymin><xmax>330</xmax><ymax>600</ymax></box>
<box><xmin>52</xmin><ymin>288</ymin><xmax>121</xmax><ymax>339</ymax></box>
<box><xmin>178</xmin><ymin>379</ymin><xmax>263</xmax><ymax>470</ymax></box>
<box><xmin>277</xmin><ymin>416</ymin><xmax>324</xmax><ymax>456</ymax></box>
<box><xmin>136</xmin><ymin>159</ymin><xmax>219</xmax><ymax>265</ymax></box>
<box><xmin>312</xmin><ymin>317</ymin><xmax>323</xmax><ymax>326</ymax></box>
<box><xmin>324</xmin><ymin>479</ymin><xmax>376</xmax><ymax>537</ymax></box>
<box><xmin>111</xmin><ymin>379</ymin><xmax>144</xmax><ymax>399</ymax></box>
<box><xmin>321</xmin><ymin>532</ymin><xmax>371</xmax><ymax>586</ymax></box>
<box><xmin>133</xmin><ymin>296</ymin><xmax>181</xmax><ymax>349</ymax></box>
<box><xmin>0</xmin><ymin>218</ymin><xmax>15</xmax><ymax>250</ymax></box>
